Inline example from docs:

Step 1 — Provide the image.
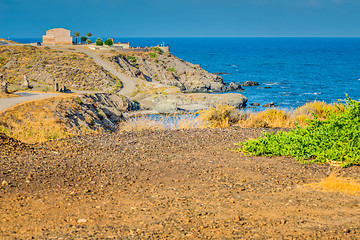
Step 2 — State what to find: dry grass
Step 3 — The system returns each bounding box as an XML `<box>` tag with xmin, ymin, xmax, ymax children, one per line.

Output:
<box><xmin>118</xmin><ymin>114</ymin><xmax>206</xmax><ymax>132</ymax></box>
<box><xmin>118</xmin><ymin>116</ymin><xmax>167</xmax><ymax>132</ymax></box>
<box><xmin>197</xmin><ymin>104</ymin><xmax>238</xmax><ymax>128</ymax></box>
<box><xmin>239</xmin><ymin>108</ymin><xmax>294</xmax><ymax>128</ymax></box>
<box><xmin>309</xmin><ymin>170</ymin><xmax>360</xmax><ymax>195</ymax></box>
<box><xmin>0</xmin><ymin>97</ymin><xmax>73</xmax><ymax>143</ymax></box>
<box><xmin>239</xmin><ymin>101</ymin><xmax>342</xmax><ymax>128</ymax></box>
<box><xmin>0</xmin><ymin>93</ymin><xmax>19</xmax><ymax>98</ymax></box>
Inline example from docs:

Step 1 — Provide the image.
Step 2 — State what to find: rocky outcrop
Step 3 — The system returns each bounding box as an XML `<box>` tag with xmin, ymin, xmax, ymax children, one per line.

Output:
<box><xmin>242</xmin><ymin>81</ymin><xmax>259</xmax><ymax>87</ymax></box>
<box><xmin>133</xmin><ymin>92</ymin><xmax>247</xmax><ymax>113</ymax></box>
<box><xmin>262</xmin><ymin>102</ymin><xmax>275</xmax><ymax>108</ymax></box>
<box><xmin>56</xmin><ymin>93</ymin><xmax>139</xmax><ymax>132</ymax></box>
<box><xmin>110</xmin><ymin>53</ymin><xmax>235</xmax><ymax>93</ymax></box>
<box><xmin>227</xmin><ymin>82</ymin><xmax>244</xmax><ymax>91</ymax></box>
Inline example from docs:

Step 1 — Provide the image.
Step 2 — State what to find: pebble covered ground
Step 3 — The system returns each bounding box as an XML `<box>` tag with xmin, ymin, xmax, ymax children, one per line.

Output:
<box><xmin>1</xmin><ymin>128</ymin><xmax>359</xmax><ymax>239</ymax></box>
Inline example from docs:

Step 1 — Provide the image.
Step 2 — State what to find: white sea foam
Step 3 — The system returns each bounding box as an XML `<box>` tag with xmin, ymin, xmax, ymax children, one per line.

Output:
<box><xmin>302</xmin><ymin>92</ymin><xmax>321</xmax><ymax>95</ymax></box>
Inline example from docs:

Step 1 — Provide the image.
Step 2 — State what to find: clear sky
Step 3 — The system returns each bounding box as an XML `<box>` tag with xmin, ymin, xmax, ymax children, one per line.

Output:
<box><xmin>1</xmin><ymin>0</ymin><xmax>360</xmax><ymax>38</ymax></box>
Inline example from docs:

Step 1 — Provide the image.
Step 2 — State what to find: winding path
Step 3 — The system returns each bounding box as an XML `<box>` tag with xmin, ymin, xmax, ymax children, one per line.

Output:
<box><xmin>77</xmin><ymin>48</ymin><xmax>137</xmax><ymax>96</ymax></box>
<box><xmin>0</xmin><ymin>92</ymin><xmax>59</xmax><ymax>113</ymax></box>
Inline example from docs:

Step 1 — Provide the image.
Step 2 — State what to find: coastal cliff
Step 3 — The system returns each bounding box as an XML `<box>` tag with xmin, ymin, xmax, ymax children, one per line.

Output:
<box><xmin>108</xmin><ymin>50</ymin><xmax>243</xmax><ymax>93</ymax></box>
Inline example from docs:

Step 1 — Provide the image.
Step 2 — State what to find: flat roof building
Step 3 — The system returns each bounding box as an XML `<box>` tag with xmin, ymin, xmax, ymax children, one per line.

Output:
<box><xmin>43</xmin><ymin>28</ymin><xmax>72</xmax><ymax>45</ymax></box>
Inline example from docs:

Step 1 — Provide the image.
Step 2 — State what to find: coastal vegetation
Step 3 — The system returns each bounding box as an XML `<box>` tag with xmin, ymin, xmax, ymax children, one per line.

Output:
<box><xmin>149</xmin><ymin>46</ymin><xmax>163</xmax><ymax>54</ymax></box>
<box><xmin>73</xmin><ymin>31</ymin><xmax>80</xmax><ymax>44</ymax></box>
<box><xmin>104</xmin><ymin>38</ymin><xmax>113</xmax><ymax>46</ymax></box>
<box><xmin>237</xmin><ymin>96</ymin><xmax>360</xmax><ymax>167</ymax></box>
<box><xmin>96</xmin><ymin>38</ymin><xmax>103</xmax><ymax>46</ymax></box>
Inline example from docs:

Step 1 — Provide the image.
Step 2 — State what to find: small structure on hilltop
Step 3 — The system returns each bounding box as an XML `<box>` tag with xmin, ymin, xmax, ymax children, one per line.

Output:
<box><xmin>43</xmin><ymin>28</ymin><xmax>73</xmax><ymax>45</ymax></box>
<box><xmin>0</xmin><ymin>74</ymin><xmax>8</xmax><ymax>94</ymax></box>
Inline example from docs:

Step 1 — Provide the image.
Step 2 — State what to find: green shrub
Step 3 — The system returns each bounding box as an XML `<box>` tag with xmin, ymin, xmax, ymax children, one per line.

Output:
<box><xmin>25</xmin><ymin>65</ymin><xmax>32</xmax><ymax>69</ymax></box>
<box><xmin>149</xmin><ymin>52</ymin><xmax>157</xmax><ymax>58</ymax></box>
<box><xmin>236</xmin><ymin>96</ymin><xmax>360</xmax><ymax>167</ymax></box>
<box><xmin>44</xmin><ymin>46</ymin><xmax>50</xmax><ymax>50</ymax></box>
<box><xmin>149</xmin><ymin>47</ymin><xmax>163</xmax><ymax>54</ymax></box>
<box><xmin>168</xmin><ymin>67</ymin><xmax>176</xmax><ymax>72</ymax></box>
<box><xmin>127</xmin><ymin>55</ymin><xmax>137</xmax><ymax>64</ymax></box>
<box><xmin>96</xmin><ymin>38</ymin><xmax>103</xmax><ymax>46</ymax></box>
<box><xmin>75</xmin><ymin>97</ymin><xmax>84</xmax><ymax>105</ymax></box>
<box><xmin>104</xmin><ymin>38</ymin><xmax>113</xmax><ymax>46</ymax></box>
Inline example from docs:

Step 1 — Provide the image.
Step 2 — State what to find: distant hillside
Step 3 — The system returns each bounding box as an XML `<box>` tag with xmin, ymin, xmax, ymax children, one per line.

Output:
<box><xmin>0</xmin><ymin>45</ymin><xmax>121</xmax><ymax>93</ymax></box>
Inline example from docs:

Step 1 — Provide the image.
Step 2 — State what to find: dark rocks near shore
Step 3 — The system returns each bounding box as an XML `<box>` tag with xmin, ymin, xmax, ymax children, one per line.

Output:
<box><xmin>250</xmin><ymin>102</ymin><xmax>260</xmax><ymax>106</ymax></box>
<box><xmin>242</xmin><ymin>81</ymin><xmax>259</xmax><ymax>87</ymax></box>
<box><xmin>262</xmin><ymin>102</ymin><xmax>275</xmax><ymax>108</ymax></box>
<box><xmin>227</xmin><ymin>82</ymin><xmax>244</xmax><ymax>91</ymax></box>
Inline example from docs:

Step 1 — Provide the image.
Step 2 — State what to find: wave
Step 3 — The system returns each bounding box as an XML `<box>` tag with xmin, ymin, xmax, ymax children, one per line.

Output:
<box><xmin>302</xmin><ymin>92</ymin><xmax>321</xmax><ymax>95</ymax></box>
<box><xmin>264</xmin><ymin>82</ymin><xmax>284</xmax><ymax>86</ymax></box>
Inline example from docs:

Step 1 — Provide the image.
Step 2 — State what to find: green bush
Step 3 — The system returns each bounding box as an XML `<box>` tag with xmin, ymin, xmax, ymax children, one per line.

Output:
<box><xmin>149</xmin><ymin>52</ymin><xmax>157</xmax><ymax>58</ymax></box>
<box><xmin>104</xmin><ymin>38</ymin><xmax>113</xmax><ymax>46</ymax></box>
<box><xmin>168</xmin><ymin>67</ymin><xmax>176</xmax><ymax>72</ymax></box>
<box><xmin>96</xmin><ymin>38</ymin><xmax>103</xmax><ymax>46</ymax></box>
<box><xmin>149</xmin><ymin>47</ymin><xmax>163</xmax><ymax>54</ymax></box>
<box><xmin>127</xmin><ymin>55</ymin><xmax>137</xmax><ymax>64</ymax></box>
<box><xmin>236</xmin><ymin>96</ymin><xmax>360</xmax><ymax>167</ymax></box>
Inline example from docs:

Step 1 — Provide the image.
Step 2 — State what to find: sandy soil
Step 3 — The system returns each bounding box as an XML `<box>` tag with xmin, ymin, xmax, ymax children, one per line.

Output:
<box><xmin>1</xmin><ymin>128</ymin><xmax>359</xmax><ymax>239</ymax></box>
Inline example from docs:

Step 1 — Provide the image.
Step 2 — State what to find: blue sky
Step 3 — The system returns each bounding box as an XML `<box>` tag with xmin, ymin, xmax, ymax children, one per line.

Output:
<box><xmin>1</xmin><ymin>0</ymin><xmax>360</xmax><ymax>38</ymax></box>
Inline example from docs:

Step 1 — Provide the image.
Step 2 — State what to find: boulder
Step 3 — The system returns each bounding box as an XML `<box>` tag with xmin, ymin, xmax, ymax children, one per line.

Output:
<box><xmin>227</xmin><ymin>82</ymin><xmax>244</xmax><ymax>91</ymax></box>
<box><xmin>154</xmin><ymin>101</ymin><xmax>179</xmax><ymax>114</ymax></box>
<box><xmin>262</xmin><ymin>102</ymin><xmax>275</xmax><ymax>108</ymax></box>
<box><xmin>250</xmin><ymin>102</ymin><xmax>260</xmax><ymax>106</ymax></box>
<box><xmin>242</xmin><ymin>81</ymin><xmax>259</xmax><ymax>87</ymax></box>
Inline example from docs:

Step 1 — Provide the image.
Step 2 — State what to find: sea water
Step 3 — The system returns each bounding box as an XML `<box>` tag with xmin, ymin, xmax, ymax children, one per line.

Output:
<box><xmin>13</xmin><ymin>37</ymin><xmax>360</xmax><ymax>110</ymax></box>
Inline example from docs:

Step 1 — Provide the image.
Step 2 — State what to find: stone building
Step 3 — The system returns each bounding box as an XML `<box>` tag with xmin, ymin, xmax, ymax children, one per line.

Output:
<box><xmin>43</xmin><ymin>28</ymin><xmax>73</xmax><ymax>45</ymax></box>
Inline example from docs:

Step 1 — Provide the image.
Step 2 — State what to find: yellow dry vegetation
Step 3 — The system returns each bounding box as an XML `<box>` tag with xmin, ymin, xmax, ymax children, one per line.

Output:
<box><xmin>119</xmin><ymin>114</ymin><xmax>207</xmax><ymax>132</ymax></box>
<box><xmin>197</xmin><ymin>103</ymin><xmax>238</xmax><ymax>128</ymax></box>
<box><xmin>239</xmin><ymin>100</ymin><xmax>341</xmax><ymax>128</ymax></box>
<box><xmin>309</xmin><ymin>171</ymin><xmax>360</xmax><ymax>195</ymax></box>
<box><xmin>118</xmin><ymin>117</ymin><xmax>167</xmax><ymax>132</ymax></box>
<box><xmin>0</xmin><ymin>93</ymin><xmax>19</xmax><ymax>98</ymax></box>
<box><xmin>0</xmin><ymin>96</ymin><xmax>74</xmax><ymax>143</ymax></box>
<box><xmin>239</xmin><ymin>108</ymin><xmax>294</xmax><ymax>128</ymax></box>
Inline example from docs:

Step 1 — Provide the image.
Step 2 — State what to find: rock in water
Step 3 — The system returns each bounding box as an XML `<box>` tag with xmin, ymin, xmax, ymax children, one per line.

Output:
<box><xmin>227</xmin><ymin>82</ymin><xmax>244</xmax><ymax>91</ymax></box>
<box><xmin>262</xmin><ymin>102</ymin><xmax>275</xmax><ymax>108</ymax></box>
<box><xmin>242</xmin><ymin>81</ymin><xmax>259</xmax><ymax>87</ymax></box>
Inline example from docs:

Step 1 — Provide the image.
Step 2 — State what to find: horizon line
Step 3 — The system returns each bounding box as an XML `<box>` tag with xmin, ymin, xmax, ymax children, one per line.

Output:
<box><xmin>4</xmin><ymin>36</ymin><xmax>360</xmax><ymax>39</ymax></box>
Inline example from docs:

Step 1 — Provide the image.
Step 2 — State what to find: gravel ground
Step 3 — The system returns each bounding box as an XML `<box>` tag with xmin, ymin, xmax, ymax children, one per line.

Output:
<box><xmin>1</xmin><ymin>127</ymin><xmax>359</xmax><ymax>239</ymax></box>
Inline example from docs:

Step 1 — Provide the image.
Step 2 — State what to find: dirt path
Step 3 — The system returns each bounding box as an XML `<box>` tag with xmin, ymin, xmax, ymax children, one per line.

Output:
<box><xmin>77</xmin><ymin>48</ymin><xmax>137</xmax><ymax>96</ymax></box>
<box><xmin>0</xmin><ymin>92</ymin><xmax>59</xmax><ymax>113</ymax></box>
<box><xmin>1</xmin><ymin>127</ymin><xmax>359</xmax><ymax>239</ymax></box>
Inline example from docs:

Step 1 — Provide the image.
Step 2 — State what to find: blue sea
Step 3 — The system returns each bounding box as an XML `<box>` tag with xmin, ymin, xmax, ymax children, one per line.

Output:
<box><xmin>13</xmin><ymin>37</ymin><xmax>360</xmax><ymax>110</ymax></box>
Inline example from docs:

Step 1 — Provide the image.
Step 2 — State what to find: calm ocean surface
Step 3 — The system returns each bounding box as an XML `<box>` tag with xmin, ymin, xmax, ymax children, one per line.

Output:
<box><xmin>13</xmin><ymin>37</ymin><xmax>360</xmax><ymax>110</ymax></box>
